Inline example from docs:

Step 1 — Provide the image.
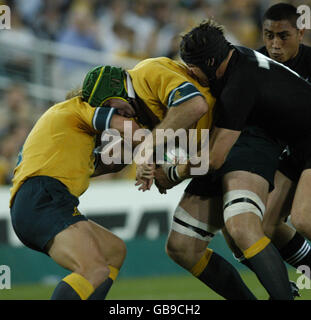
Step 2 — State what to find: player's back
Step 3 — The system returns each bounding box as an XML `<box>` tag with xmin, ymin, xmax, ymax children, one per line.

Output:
<box><xmin>10</xmin><ymin>97</ymin><xmax>98</xmax><ymax>205</ymax></box>
<box><xmin>223</xmin><ymin>46</ymin><xmax>311</xmax><ymax>142</ymax></box>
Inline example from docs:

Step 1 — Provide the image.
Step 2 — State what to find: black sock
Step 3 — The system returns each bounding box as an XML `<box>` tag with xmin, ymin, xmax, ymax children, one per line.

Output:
<box><xmin>192</xmin><ymin>249</ymin><xmax>257</xmax><ymax>300</ymax></box>
<box><xmin>279</xmin><ymin>232</ymin><xmax>311</xmax><ymax>275</ymax></box>
<box><xmin>245</xmin><ymin>238</ymin><xmax>293</xmax><ymax>300</ymax></box>
<box><xmin>51</xmin><ymin>281</ymin><xmax>81</xmax><ymax>300</ymax></box>
<box><xmin>235</xmin><ymin>254</ymin><xmax>254</xmax><ymax>271</ymax></box>
<box><xmin>88</xmin><ymin>278</ymin><xmax>113</xmax><ymax>300</ymax></box>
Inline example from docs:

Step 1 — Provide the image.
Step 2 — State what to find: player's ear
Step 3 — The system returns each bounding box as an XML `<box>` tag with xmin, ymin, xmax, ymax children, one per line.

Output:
<box><xmin>298</xmin><ymin>28</ymin><xmax>305</xmax><ymax>42</ymax></box>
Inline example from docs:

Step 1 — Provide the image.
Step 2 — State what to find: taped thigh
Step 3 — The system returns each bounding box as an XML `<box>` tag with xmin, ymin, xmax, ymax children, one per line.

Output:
<box><xmin>223</xmin><ymin>189</ymin><xmax>265</xmax><ymax>223</ymax></box>
<box><xmin>171</xmin><ymin>206</ymin><xmax>219</xmax><ymax>242</ymax></box>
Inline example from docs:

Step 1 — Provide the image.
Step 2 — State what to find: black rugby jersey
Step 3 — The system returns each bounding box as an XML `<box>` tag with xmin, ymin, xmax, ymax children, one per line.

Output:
<box><xmin>258</xmin><ymin>44</ymin><xmax>311</xmax><ymax>82</ymax></box>
<box><xmin>215</xmin><ymin>46</ymin><xmax>311</xmax><ymax>144</ymax></box>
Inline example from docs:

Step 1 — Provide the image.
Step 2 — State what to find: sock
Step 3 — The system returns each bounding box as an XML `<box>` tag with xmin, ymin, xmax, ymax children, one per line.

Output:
<box><xmin>244</xmin><ymin>236</ymin><xmax>293</xmax><ymax>300</ymax></box>
<box><xmin>88</xmin><ymin>265</ymin><xmax>119</xmax><ymax>300</ymax></box>
<box><xmin>234</xmin><ymin>253</ymin><xmax>254</xmax><ymax>271</ymax></box>
<box><xmin>191</xmin><ymin>248</ymin><xmax>257</xmax><ymax>300</ymax></box>
<box><xmin>51</xmin><ymin>273</ymin><xmax>94</xmax><ymax>300</ymax></box>
<box><xmin>279</xmin><ymin>232</ymin><xmax>311</xmax><ymax>275</ymax></box>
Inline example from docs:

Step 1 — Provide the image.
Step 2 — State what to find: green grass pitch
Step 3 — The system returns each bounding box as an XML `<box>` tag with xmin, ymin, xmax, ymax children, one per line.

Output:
<box><xmin>0</xmin><ymin>269</ymin><xmax>310</xmax><ymax>300</ymax></box>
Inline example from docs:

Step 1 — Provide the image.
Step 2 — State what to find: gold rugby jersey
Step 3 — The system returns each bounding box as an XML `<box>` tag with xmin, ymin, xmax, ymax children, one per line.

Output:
<box><xmin>10</xmin><ymin>97</ymin><xmax>116</xmax><ymax>207</ymax></box>
<box><xmin>127</xmin><ymin>57</ymin><xmax>216</xmax><ymax>133</ymax></box>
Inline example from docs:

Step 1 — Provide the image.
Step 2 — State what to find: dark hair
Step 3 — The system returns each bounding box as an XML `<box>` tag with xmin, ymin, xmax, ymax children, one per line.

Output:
<box><xmin>263</xmin><ymin>3</ymin><xmax>300</xmax><ymax>28</ymax></box>
<box><xmin>180</xmin><ymin>19</ymin><xmax>232</xmax><ymax>81</ymax></box>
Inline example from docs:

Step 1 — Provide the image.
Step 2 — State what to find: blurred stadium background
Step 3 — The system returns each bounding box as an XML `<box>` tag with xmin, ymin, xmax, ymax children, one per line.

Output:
<box><xmin>1</xmin><ymin>0</ymin><xmax>311</xmax><ymax>300</ymax></box>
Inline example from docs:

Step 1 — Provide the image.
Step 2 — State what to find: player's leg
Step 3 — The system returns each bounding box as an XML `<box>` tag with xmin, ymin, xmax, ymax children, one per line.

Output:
<box><xmin>223</xmin><ymin>170</ymin><xmax>293</xmax><ymax>300</ymax></box>
<box><xmin>230</xmin><ymin>170</ymin><xmax>307</xmax><ymax>266</ymax></box>
<box><xmin>291</xmin><ymin>169</ymin><xmax>311</xmax><ymax>241</ymax></box>
<box><xmin>264</xmin><ymin>170</ymin><xmax>311</xmax><ymax>272</ymax></box>
<box><xmin>10</xmin><ymin>176</ymin><xmax>125</xmax><ymax>300</ymax></box>
<box><xmin>166</xmin><ymin>175</ymin><xmax>257</xmax><ymax>300</ymax></box>
<box><xmin>47</xmin><ymin>219</ymin><xmax>126</xmax><ymax>300</ymax></box>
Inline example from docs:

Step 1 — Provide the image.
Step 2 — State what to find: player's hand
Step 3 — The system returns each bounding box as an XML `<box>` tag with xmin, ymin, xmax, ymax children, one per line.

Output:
<box><xmin>135</xmin><ymin>163</ymin><xmax>155</xmax><ymax>191</ymax></box>
<box><xmin>154</xmin><ymin>165</ymin><xmax>181</xmax><ymax>194</ymax></box>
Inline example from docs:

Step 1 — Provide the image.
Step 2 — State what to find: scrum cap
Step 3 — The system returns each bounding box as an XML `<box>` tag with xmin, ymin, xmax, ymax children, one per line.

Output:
<box><xmin>180</xmin><ymin>20</ymin><xmax>233</xmax><ymax>82</ymax></box>
<box><xmin>82</xmin><ymin>65</ymin><xmax>128</xmax><ymax>107</ymax></box>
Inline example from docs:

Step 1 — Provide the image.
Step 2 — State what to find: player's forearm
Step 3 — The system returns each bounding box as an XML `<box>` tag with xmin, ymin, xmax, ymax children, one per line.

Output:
<box><xmin>148</xmin><ymin>96</ymin><xmax>208</xmax><ymax>153</ymax></box>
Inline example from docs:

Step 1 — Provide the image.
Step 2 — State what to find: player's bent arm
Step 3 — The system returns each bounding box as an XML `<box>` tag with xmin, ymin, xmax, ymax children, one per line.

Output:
<box><xmin>92</xmin><ymin>115</ymin><xmax>141</xmax><ymax>177</ymax></box>
<box><xmin>134</xmin><ymin>96</ymin><xmax>208</xmax><ymax>190</ymax></box>
<box><xmin>174</xmin><ymin>126</ymin><xmax>241</xmax><ymax>181</ymax></box>
<box><xmin>157</xmin><ymin>95</ymin><xmax>208</xmax><ymax>133</ymax></box>
<box><xmin>142</xmin><ymin>95</ymin><xmax>209</xmax><ymax>154</ymax></box>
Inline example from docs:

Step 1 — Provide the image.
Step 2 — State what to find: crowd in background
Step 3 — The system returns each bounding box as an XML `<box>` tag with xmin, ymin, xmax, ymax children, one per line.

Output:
<box><xmin>0</xmin><ymin>0</ymin><xmax>310</xmax><ymax>184</ymax></box>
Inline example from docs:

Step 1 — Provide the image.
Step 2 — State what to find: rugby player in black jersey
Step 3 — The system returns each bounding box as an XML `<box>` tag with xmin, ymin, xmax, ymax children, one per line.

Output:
<box><xmin>220</xmin><ymin>2</ymin><xmax>311</xmax><ymax>285</ymax></box>
<box><xmin>156</xmin><ymin>18</ymin><xmax>311</xmax><ymax>300</ymax></box>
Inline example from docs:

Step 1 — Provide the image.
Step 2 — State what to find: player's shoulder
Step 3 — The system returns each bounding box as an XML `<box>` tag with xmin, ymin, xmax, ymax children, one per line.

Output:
<box><xmin>256</xmin><ymin>46</ymin><xmax>268</xmax><ymax>55</ymax></box>
<box><xmin>226</xmin><ymin>46</ymin><xmax>257</xmax><ymax>78</ymax></box>
<box><xmin>49</xmin><ymin>97</ymin><xmax>93</xmax><ymax>118</ymax></box>
<box><xmin>129</xmin><ymin>57</ymin><xmax>188</xmax><ymax>74</ymax></box>
<box><xmin>300</xmin><ymin>44</ymin><xmax>311</xmax><ymax>58</ymax></box>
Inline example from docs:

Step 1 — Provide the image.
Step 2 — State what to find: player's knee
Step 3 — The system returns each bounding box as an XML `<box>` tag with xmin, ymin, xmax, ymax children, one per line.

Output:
<box><xmin>223</xmin><ymin>190</ymin><xmax>265</xmax><ymax>247</ymax></box>
<box><xmin>104</xmin><ymin>235</ymin><xmax>127</xmax><ymax>269</ymax></box>
<box><xmin>165</xmin><ymin>235</ymin><xmax>187</xmax><ymax>264</ymax></box>
<box><xmin>291</xmin><ymin>209</ymin><xmax>308</xmax><ymax>235</ymax></box>
<box><xmin>225</xmin><ymin>213</ymin><xmax>264</xmax><ymax>250</ymax></box>
<box><xmin>225</xmin><ymin>218</ymin><xmax>247</xmax><ymax>246</ymax></box>
<box><xmin>165</xmin><ymin>232</ymin><xmax>180</xmax><ymax>258</ymax></box>
<box><xmin>166</xmin><ymin>206</ymin><xmax>215</xmax><ymax>268</ymax></box>
<box><xmin>113</xmin><ymin>237</ymin><xmax>127</xmax><ymax>268</ymax></box>
<box><xmin>262</xmin><ymin>219</ymin><xmax>279</xmax><ymax>239</ymax></box>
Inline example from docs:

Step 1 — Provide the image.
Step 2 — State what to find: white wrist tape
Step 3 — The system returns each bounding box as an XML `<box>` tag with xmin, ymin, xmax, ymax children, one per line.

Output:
<box><xmin>161</xmin><ymin>164</ymin><xmax>182</xmax><ymax>183</ymax></box>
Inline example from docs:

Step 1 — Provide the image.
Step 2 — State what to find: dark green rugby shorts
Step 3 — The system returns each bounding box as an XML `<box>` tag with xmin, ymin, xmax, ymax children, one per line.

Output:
<box><xmin>185</xmin><ymin>126</ymin><xmax>283</xmax><ymax>197</ymax></box>
<box><xmin>10</xmin><ymin>176</ymin><xmax>87</xmax><ymax>254</ymax></box>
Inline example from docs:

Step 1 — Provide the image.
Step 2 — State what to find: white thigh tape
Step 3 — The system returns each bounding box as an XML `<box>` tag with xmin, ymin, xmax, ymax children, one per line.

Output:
<box><xmin>223</xmin><ymin>190</ymin><xmax>265</xmax><ymax>222</ymax></box>
<box><xmin>171</xmin><ymin>206</ymin><xmax>218</xmax><ymax>241</ymax></box>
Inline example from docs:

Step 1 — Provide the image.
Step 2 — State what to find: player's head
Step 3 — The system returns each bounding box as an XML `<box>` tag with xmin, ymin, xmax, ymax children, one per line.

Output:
<box><xmin>82</xmin><ymin>65</ymin><xmax>128</xmax><ymax>107</ymax></box>
<box><xmin>82</xmin><ymin>65</ymin><xmax>135</xmax><ymax>117</ymax></box>
<box><xmin>262</xmin><ymin>3</ymin><xmax>304</xmax><ymax>63</ymax></box>
<box><xmin>180</xmin><ymin>19</ymin><xmax>233</xmax><ymax>84</ymax></box>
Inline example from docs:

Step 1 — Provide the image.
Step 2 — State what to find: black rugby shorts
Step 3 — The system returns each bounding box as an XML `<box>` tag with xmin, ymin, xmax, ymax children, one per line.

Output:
<box><xmin>185</xmin><ymin>126</ymin><xmax>283</xmax><ymax>197</ymax></box>
<box><xmin>10</xmin><ymin>176</ymin><xmax>87</xmax><ymax>254</ymax></box>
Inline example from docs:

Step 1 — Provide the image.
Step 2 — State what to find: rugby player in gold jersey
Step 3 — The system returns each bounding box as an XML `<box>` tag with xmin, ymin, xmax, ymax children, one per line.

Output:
<box><xmin>10</xmin><ymin>66</ymin><xmax>140</xmax><ymax>300</ymax></box>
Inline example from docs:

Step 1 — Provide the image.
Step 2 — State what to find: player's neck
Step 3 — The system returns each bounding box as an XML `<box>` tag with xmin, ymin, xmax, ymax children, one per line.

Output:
<box><xmin>216</xmin><ymin>49</ymin><xmax>235</xmax><ymax>79</ymax></box>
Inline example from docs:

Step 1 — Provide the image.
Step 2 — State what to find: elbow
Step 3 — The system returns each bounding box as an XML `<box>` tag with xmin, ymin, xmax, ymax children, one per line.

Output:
<box><xmin>195</xmin><ymin>100</ymin><xmax>208</xmax><ymax>119</ymax></box>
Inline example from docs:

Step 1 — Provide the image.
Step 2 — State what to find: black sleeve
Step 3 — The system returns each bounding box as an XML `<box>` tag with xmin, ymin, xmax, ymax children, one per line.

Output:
<box><xmin>215</xmin><ymin>78</ymin><xmax>255</xmax><ymax>131</ymax></box>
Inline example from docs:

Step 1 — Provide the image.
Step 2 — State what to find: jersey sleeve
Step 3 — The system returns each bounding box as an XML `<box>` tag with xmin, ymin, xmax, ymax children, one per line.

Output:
<box><xmin>215</xmin><ymin>80</ymin><xmax>255</xmax><ymax>131</ymax></box>
<box><xmin>167</xmin><ymin>81</ymin><xmax>203</xmax><ymax>107</ymax></box>
<box><xmin>92</xmin><ymin>106</ymin><xmax>117</xmax><ymax>131</ymax></box>
<box><xmin>76</xmin><ymin>98</ymin><xmax>117</xmax><ymax>133</ymax></box>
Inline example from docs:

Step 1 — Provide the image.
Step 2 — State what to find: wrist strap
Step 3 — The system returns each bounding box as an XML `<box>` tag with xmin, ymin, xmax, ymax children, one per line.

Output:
<box><xmin>168</xmin><ymin>165</ymin><xmax>181</xmax><ymax>183</ymax></box>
